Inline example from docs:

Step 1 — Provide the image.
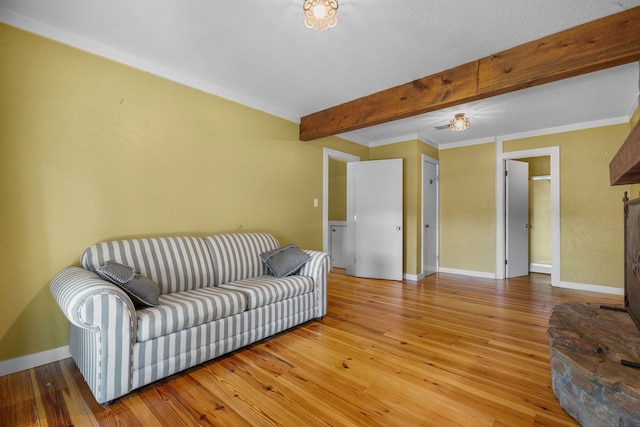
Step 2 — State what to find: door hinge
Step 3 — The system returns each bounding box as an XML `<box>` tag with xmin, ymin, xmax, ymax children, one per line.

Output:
<box><xmin>505</xmin><ymin>170</ymin><xmax>508</xmax><ymax>177</ymax></box>
<box><xmin>505</xmin><ymin>259</ymin><xmax>508</xmax><ymax>265</ymax></box>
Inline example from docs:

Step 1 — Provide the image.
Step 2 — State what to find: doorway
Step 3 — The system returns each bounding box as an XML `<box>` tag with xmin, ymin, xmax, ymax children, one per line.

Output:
<box><xmin>497</xmin><ymin>146</ymin><xmax>559</xmax><ymax>285</ymax></box>
<box><xmin>323</xmin><ymin>149</ymin><xmax>404</xmax><ymax>280</ymax></box>
<box><xmin>323</xmin><ymin>148</ymin><xmax>359</xmax><ymax>255</ymax></box>
<box><xmin>346</xmin><ymin>159</ymin><xmax>403</xmax><ymax>280</ymax></box>
<box><xmin>422</xmin><ymin>155</ymin><xmax>439</xmax><ymax>277</ymax></box>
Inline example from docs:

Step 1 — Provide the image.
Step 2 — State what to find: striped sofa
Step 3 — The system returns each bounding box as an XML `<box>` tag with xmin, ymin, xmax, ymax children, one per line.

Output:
<box><xmin>50</xmin><ymin>233</ymin><xmax>330</xmax><ymax>405</ymax></box>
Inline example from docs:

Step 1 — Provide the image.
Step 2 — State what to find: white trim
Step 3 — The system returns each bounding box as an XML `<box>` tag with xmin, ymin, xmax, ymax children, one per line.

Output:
<box><xmin>343</xmin><ymin>134</ymin><xmax>442</xmax><ymax>149</ymax></box>
<box><xmin>498</xmin><ymin>116</ymin><xmax>630</xmax><ymax>142</ymax></box>
<box><xmin>439</xmin><ymin>267</ymin><xmax>496</xmax><ymax>279</ymax></box>
<box><xmin>421</xmin><ymin>154</ymin><xmax>440</xmax><ymax>278</ymax></box>
<box><xmin>323</xmin><ymin>148</ymin><xmax>360</xmax><ymax>254</ymax></box>
<box><xmin>555</xmin><ymin>281</ymin><xmax>624</xmax><ymax>296</ymax></box>
<box><xmin>367</xmin><ymin>133</ymin><xmax>419</xmax><ymax>148</ymax></box>
<box><xmin>328</xmin><ymin>220</ymin><xmax>346</xmax><ymax>227</ymax></box>
<box><xmin>496</xmin><ymin>146</ymin><xmax>560</xmax><ymax>286</ymax></box>
<box><xmin>439</xmin><ymin>137</ymin><xmax>497</xmax><ymax>150</ymax></box>
<box><xmin>0</xmin><ymin>8</ymin><xmax>300</xmax><ymax>124</ymax></box>
<box><xmin>417</xmin><ymin>137</ymin><xmax>439</xmax><ymax>150</ymax></box>
<box><xmin>0</xmin><ymin>346</ymin><xmax>70</xmax><ymax>377</ymax></box>
<box><xmin>530</xmin><ymin>263</ymin><xmax>552</xmax><ymax>274</ymax></box>
<box><xmin>403</xmin><ymin>273</ymin><xmax>424</xmax><ymax>282</ymax></box>
<box><xmin>346</xmin><ymin>116</ymin><xmax>631</xmax><ymax>150</ymax></box>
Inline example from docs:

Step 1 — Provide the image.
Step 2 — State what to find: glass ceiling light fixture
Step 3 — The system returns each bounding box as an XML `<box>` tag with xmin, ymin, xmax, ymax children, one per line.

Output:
<box><xmin>449</xmin><ymin>113</ymin><xmax>470</xmax><ymax>131</ymax></box>
<box><xmin>303</xmin><ymin>0</ymin><xmax>338</xmax><ymax>31</ymax></box>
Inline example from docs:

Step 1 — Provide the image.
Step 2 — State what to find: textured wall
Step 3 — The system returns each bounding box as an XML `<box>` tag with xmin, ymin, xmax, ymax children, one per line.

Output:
<box><xmin>523</xmin><ymin>156</ymin><xmax>552</xmax><ymax>265</ymax></box>
<box><xmin>0</xmin><ymin>24</ymin><xmax>361</xmax><ymax>361</ymax></box>
<box><xmin>439</xmin><ymin>142</ymin><xmax>497</xmax><ymax>274</ymax></box>
<box><xmin>328</xmin><ymin>158</ymin><xmax>347</xmax><ymax>221</ymax></box>
<box><xmin>505</xmin><ymin>124</ymin><xmax>630</xmax><ymax>288</ymax></box>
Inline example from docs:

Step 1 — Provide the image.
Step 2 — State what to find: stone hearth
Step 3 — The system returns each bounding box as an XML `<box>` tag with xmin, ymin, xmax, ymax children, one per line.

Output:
<box><xmin>547</xmin><ymin>302</ymin><xmax>640</xmax><ymax>426</ymax></box>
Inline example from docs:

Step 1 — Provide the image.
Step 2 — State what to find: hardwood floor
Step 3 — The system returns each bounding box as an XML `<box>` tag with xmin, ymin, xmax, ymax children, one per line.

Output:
<box><xmin>0</xmin><ymin>270</ymin><xmax>625</xmax><ymax>426</ymax></box>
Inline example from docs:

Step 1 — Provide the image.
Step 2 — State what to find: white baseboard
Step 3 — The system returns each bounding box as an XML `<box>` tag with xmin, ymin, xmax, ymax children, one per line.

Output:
<box><xmin>529</xmin><ymin>263</ymin><xmax>552</xmax><ymax>274</ymax></box>
<box><xmin>438</xmin><ymin>267</ymin><xmax>496</xmax><ymax>279</ymax></box>
<box><xmin>0</xmin><ymin>346</ymin><xmax>70</xmax><ymax>377</ymax></box>
<box><xmin>403</xmin><ymin>273</ymin><xmax>425</xmax><ymax>282</ymax></box>
<box><xmin>555</xmin><ymin>281</ymin><xmax>624</xmax><ymax>296</ymax></box>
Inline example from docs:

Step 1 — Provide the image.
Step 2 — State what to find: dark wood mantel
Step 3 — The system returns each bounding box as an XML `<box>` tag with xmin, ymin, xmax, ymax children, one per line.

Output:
<box><xmin>610</xmin><ymin>119</ymin><xmax>640</xmax><ymax>186</ymax></box>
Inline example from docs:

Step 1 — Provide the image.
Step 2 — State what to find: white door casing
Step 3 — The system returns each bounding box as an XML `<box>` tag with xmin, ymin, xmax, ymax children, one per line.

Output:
<box><xmin>506</xmin><ymin>159</ymin><xmax>529</xmax><ymax>278</ymax></box>
<box><xmin>496</xmin><ymin>145</ymin><xmax>559</xmax><ymax>285</ymax></box>
<box><xmin>323</xmin><ymin>148</ymin><xmax>360</xmax><ymax>254</ymax></box>
<box><xmin>346</xmin><ymin>159</ymin><xmax>403</xmax><ymax>280</ymax></box>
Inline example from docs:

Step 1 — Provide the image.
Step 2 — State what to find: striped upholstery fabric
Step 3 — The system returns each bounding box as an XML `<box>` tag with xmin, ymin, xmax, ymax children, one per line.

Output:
<box><xmin>50</xmin><ymin>233</ymin><xmax>330</xmax><ymax>404</ymax></box>
<box><xmin>219</xmin><ymin>274</ymin><xmax>313</xmax><ymax>310</ymax></box>
<box><xmin>136</xmin><ymin>287</ymin><xmax>247</xmax><ymax>342</ymax></box>
<box><xmin>131</xmin><ymin>293</ymin><xmax>315</xmax><ymax>388</ymax></box>
<box><xmin>51</xmin><ymin>267</ymin><xmax>136</xmax><ymax>403</ymax></box>
<box><xmin>298</xmin><ymin>250</ymin><xmax>332</xmax><ymax>317</ymax></box>
<box><xmin>81</xmin><ymin>236</ymin><xmax>215</xmax><ymax>294</ymax></box>
<box><xmin>205</xmin><ymin>233</ymin><xmax>279</xmax><ymax>286</ymax></box>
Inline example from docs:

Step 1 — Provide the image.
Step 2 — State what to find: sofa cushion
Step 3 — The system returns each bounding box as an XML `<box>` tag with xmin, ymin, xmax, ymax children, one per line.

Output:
<box><xmin>205</xmin><ymin>233</ymin><xmax>279</xmax><ymax>286</ymax></box>
<box><xmin>82</xmin><ymin>236</ymin><xmax>216</xmax><ymax>295</ymax></box>
<box><xmin>136</xmin><ymin>287</ymin><xmax>247</xmax><ymax>342</ymax></box>
<box><xmin>219</xmin><ymin>275</ymin><xmax>314</xmax><ymax>310</ymax></box>
<box><xmin>96</xmin><ymin>260</ymin><xmax>160</xmax><ymax>308</ymax></box>
<box><xmin>260</xmin><ymin>244</ymin><xmax>311</xmax><ymax>278</ymax></box>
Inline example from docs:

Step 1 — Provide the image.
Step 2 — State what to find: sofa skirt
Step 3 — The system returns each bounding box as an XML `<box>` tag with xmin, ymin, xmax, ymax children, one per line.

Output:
<box><xmin>131</xmin><ymin>293</ymin><xmax>316</xmax><ymax>390</ymax></box>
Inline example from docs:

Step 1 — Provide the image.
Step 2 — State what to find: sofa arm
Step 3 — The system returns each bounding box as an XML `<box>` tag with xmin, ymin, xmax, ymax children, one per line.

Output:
<box><xmin>50</xmin><ymin>267</ymin><xmax>137</xmax><ymax>334</ymax></box>
<box><xmin>50</xmin><ymin>267</ymin><xmax>137</xmax><ymax>404</ymax></box>
<box><xmin>298</xmin><ymin>250</ymin><xmax>331</xmax><ymax>318</ymax></box>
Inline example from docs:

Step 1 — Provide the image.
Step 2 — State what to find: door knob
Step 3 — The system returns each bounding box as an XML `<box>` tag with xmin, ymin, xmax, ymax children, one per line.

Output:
<box><xmin>425</xmin><ymin>224</ymin><xmax>430</xmax><ymax>228</ymax></box>
<box><xmin>396</xmin><ymin>226</ymin><xmax>401</xmax><ymax>231</ymax></box>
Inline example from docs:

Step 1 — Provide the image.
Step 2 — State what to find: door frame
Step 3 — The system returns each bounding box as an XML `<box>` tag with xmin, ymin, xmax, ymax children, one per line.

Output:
<box><xmin>323</xmin><ymin>148</ymin><xmax>360</xmax><ymax>254</ymax></box>
<box><xmin>496</xmin><ymin>146</ymin><xmax>560</xmax><ymax>285</ymax></box>
<box><xmin>421</xmin><ymin>154</ymin><xmax>440</xmax><ymax>278</ymax></box>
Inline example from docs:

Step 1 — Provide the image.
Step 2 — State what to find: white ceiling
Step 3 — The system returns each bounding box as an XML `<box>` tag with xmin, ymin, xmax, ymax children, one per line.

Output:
<box><xmin>1</xmin><ymin>0</ymin><xmax>639</xmax><ymax>147</ymax></box>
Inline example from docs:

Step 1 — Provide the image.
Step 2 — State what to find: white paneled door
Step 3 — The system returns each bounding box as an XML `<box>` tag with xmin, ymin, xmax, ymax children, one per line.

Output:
<box><xmin>346</xmin><ymin>159</ymin><xmax>403</xmax><ymax>281</ymax></box>
<box><xmin>506</xmin><ymin>159</ymin><xmax>530</xmax><ymax>278</ymax></box>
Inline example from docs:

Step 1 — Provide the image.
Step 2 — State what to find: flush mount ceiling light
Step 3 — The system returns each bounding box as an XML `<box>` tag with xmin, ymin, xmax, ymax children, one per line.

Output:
<box><xmin>303</xmin><ymin>0</ymin><xmax>338</xmax><ymax>31</ymax></box>
<box><xmin>449</xmin><ymin>113</ymin><xmax>470</xmax><ymax>131</ymax></box>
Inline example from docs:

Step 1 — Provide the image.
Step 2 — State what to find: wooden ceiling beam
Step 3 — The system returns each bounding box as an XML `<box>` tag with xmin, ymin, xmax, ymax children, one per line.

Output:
<box><xmin>299</xmin><ymin>7</ymin><xmax>640</xmax><ymax>141</ymax></box>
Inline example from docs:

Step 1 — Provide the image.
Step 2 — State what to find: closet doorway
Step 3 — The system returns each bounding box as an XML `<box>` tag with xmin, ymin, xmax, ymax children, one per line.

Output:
<box><xmin>497</xmin><ymin>147</ymin><xmax>559</xmax><ymax>285</ymax></box>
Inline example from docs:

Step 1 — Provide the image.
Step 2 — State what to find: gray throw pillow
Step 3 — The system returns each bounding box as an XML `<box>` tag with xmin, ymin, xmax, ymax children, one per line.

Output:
<box><xmin>96</xmin><ymin>260</ymin><xmax>160</xmax><ymax>308</ymax></box>
<box><xmin>260</xmin><ymin>244</ymin><xmax>311</xmax><ymax>278</ymax></box>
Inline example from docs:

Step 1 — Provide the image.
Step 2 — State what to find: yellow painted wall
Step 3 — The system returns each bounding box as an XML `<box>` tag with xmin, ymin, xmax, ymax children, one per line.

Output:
<box><xmin>2</xmin><ymin>22</ymin><xmax>637</xmax><ymax>364</ymax></box>
<box><xmin>438</xmin><ymin>142</ymin><xmax>496</xmax><ymax>274</ymax></box>
<box><xmin>522</xmin><ymin>157</ymin><xmax>551</xmax><ymax>265</ymax></box>
<box><xmin>504</xmin><ymin>124</ymin><xmax>630</xmax><ymax>288</ymax></box>
<box><xmin>631</xmin><ymin>106</ymin><xmax>639</xmax><ymax>128</ymax></box>
<box><xmin>328</xmin><ymin>158</ymin><xmax>347</xmax><ymax>221</ymax></box>
<box><xmin>0</xmin><ymin>24</ymin><xmax>363</xmax><ymax>361</ymax></box>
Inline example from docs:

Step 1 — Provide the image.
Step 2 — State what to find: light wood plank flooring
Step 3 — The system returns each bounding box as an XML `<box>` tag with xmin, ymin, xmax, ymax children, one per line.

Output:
<box><xmin>0</xmin><ymin>270</ymin><xmax>625</xmax><ymax>426</ymax></box>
